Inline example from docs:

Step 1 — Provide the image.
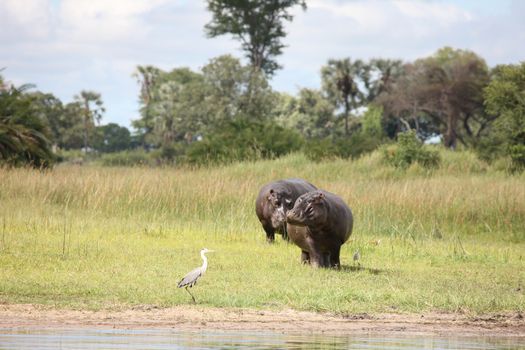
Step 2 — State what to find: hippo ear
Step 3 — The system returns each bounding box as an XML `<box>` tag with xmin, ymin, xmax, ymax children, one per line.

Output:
<box><xmin>315</xmin><ymin>192</ymin><xmax>325</xmax><ymax>202</ymax></box>
<box><xmin>267</xmin><ymin>189</ymin><xmax>274</xmax><ymax>201</ymax></box>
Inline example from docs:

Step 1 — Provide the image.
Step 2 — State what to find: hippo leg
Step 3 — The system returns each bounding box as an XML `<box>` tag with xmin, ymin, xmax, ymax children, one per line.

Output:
<box><xmin>320</xmin><ymin>252</ymin><xmax>330</xmax><ymax>267</ymax></box>
<box><xmin>324</xmin><ymin>252</ymin><xmax>332</xmax><ymax>267</ymax></box>
<box><xmin>329</xmin><ymin>245</ymin><xmax>341</xmax><ymax>268</ymax></box>
<box><xmin>301</xmin><ymin>251</ymin><xmax>310</xmax><ymax>264</ymax></box>
<box><xmin>280</xmin><ymin>224</ymin><xmax>289</xmax><ymax>241</ymax></box>
<box><xmin>262</xmin><ymin>223</ymin><xmax>275</xmax><ymax>243</ymax></box>
<box><xmin>309</xmin><ymin>249</ymin><xmax>324</xmax><ymax>268</ymax></box>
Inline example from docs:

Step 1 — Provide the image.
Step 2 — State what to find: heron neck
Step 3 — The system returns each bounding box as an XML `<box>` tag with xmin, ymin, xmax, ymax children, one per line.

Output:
<box><xmin>200</xmin><ymin>251</ymin><xmax>208</xmax><ymax>272</ymax></box>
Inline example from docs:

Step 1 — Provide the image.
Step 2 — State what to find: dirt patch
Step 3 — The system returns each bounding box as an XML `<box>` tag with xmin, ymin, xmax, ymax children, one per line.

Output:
<box><xmin>0</xmin><ymin>304</ymin><xmax>523</xmax><ymax>337</ymax></box>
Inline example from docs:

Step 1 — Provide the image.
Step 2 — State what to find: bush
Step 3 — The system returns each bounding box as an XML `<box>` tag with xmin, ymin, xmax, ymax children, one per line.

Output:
<box><xmin>304</xmin><ymin>133</ymin><xmax>382</xmax><ymax>162</ymax></box>
<box><xmin>302</xmin><ymin>138</ymin><xmax>338</xmax><ymax>162</ymax></box>
<box><xmin>383</xmin><ymin>131</ymin><xmax>441</xmax><ymax>169</ymax></box>
<box><xmin>185</xmin><ymin>119</ymin><xmax>303</xmax><ymax>165</ymax></box>
<box><xmin>509</xmin><ymin>144</ymin><xmax>525</xmax><ymax>173</ymax></box>
<box><xmin>98</xmin><ymin>149</ymin><xmax>156</xmax><ymax>166</ymax></box>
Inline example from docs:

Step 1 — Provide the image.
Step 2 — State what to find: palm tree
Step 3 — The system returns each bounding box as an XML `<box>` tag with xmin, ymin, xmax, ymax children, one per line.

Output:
<box><xmin>321</xmin><ymin>58</ymin><xmax>365</xmax><ymax>135</ymax></box>
<box><xmin>0</xmin><ymin>84</ymin><xmax>54</xmax><ymax>167</ymax></box>
<box><xmin>74</xmin><ymin>90</ymin><xmax>105</xmax><ymax>152</ymax></box>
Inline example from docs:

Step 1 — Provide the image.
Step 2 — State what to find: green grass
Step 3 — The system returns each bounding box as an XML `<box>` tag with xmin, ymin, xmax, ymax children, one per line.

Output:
<box><xmin>0</xmin><ymin>151</ymin><xmax>524</xmax><ymax>315</ymax></box>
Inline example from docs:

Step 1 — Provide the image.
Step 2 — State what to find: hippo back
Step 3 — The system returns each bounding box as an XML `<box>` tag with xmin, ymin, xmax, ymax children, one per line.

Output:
<box><xmin>323</xmin><ymin>190</ymin><xmax>353</xmax><ymax>243</ymax></box>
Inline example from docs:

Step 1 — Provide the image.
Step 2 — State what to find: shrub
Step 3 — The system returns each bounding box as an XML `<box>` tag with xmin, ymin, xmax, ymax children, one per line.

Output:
<box><xmin>302</xmin><ymin>138</ymin><xmax>338</xmax><ymax>162</ymax></box>
<box><xmin>304</xmin><ymin>133</ymin><xmax>382</xmax><ymax>162</ymax></box>
<box><xmin>98</xmin><ymin>149</ymin><xmax>156</xmax><ymax>167</ymax></box>
<box><xmin>185</xmin><ymin>119</ymin><xmax>303</xmax><ymax>165</ymax></box>
<box><xmin>509</xmin><ymin>144</ymin><xmax>525</xmax><ymax>173</ymax></box>
<box><xmin>383</xmin><ymin>130</ymin><xmax>441</xmax><ymax>169</ymax></box>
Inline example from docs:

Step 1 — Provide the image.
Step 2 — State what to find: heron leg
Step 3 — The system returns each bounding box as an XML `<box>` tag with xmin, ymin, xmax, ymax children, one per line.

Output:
<box><xmin>185</xmin><ymin>286</ymin><xmax>196</xmax><ymax>303</ymax></box>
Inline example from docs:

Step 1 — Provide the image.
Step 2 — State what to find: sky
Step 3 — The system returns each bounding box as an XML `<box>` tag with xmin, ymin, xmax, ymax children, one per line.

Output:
<box><xmin>1</xmin><ymin>0</ymin><xmax>524</xmax><ymax>129</ymax></box>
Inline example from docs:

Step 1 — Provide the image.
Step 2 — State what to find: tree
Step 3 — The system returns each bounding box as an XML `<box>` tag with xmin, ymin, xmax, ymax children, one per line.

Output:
<box><xmin>204</xmin><ymin>0</ymin><xmax>306</xmax><ymax>76</ymax></box>
<box><xmin>0</xmin><ymin>83</ymin><xmax>54</xmax><ymax>167</ymax></box>
<box><xmin>321</xmin><ymin>58</ymin><xmax>366</xmax><ymax>135</ymax></box>
<box><xmin>377</xmin><ymin>62</ymin><xmax>439</xmax><ymax>139</ymax></box>
<box><xmin>29</xmin><ymin>92</ymin><xmax>65</xmax><ymax>147</ymax></box>
<box><xmin>482</xmin><ymin>62</ymin><xmax>525</xmax><ymax>171</ymax></box>
<box><xmin>274</xmin><ymin>89</ymin><xmax>335</xmax><ymax>139</ymax></box>
<box><xmin>74</xmin><ymin>91</ymin><xmax>105</xmax><ymax>152</ymax></box>
<box><xmin>132</xmin><ymin>56</ymin><xmax>277</xmax><ymax>157</ymax></box>
<box><xmin>361</xmin><ymin>104</ymin><xmax>385</xmax><ymax>139</ymax></box>
<box><xmin>201</xmin><ymin>55</ymin><xmax>275</xmax><ymax>123</ymax></box>
<box><xmin>132</xmin><ymin>65</ymin><xmax>163</xmax><ymax>145</ymax></box>
<box><xmin>379</xmin><ymin>47</ymin><xmax>490</xmax><ymax>148</ymax></box>
<box><xmin>93</xmin><ymin>123</ymin><xmax>131</xmax><ymax>153</ymax></box>
<box><xmin>366</xmin><ymin>59</ymin><xmax>404</xmax><ymax>102</ymax></box>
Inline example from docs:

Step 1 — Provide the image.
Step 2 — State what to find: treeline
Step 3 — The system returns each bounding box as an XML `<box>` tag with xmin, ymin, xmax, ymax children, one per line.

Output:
<box><xmin>1</xmin><ymin>47</ymin><xmax>524</xmax><ymax>170</ymax></box>
<box><xmin>0</xmin><ymin>74</ymin><xmax>134</xmax><ymax>167</ymax></box>
<box><xmin>130</xmin><ymin>47</ymin><xmax>524</xmax><ymax>170</ymax></box>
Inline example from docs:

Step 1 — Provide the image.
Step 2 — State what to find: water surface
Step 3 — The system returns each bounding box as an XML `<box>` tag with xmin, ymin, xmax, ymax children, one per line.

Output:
<box><xmin>0</xmin><ymin>328</ymin><xmax>523</xmax><ymax>349</ymax></box>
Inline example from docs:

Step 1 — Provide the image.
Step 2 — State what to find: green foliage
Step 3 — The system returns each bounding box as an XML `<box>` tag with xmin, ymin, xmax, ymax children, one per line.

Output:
<box><xmin>274</xmin><ymin>89</ymin><xmax>335</xmax><ymax>139</ymax></box>
<box><xmin>201</xmin><ymin>55</ymin><xmax>276</xmax><ymax>123</ymax></box>
<box><xmin>361</xmin><ymin>105</ymin><xmax>385</xmax><ymax>139</ymax></box>
<box><xmin>302</xmin><ymin>138</ymin><xmax>338</xmax><ymax>161</ymax></box>
<box><xmin>205</xmin><ymin>0</ymin><xmax>306</xmax><ymax>76</ymax></box>
<box><xmin>0</xmin><ymin>84</ymin><xmax>55</xmax><ymax>167</ymax></box>
<box><xmin>379</xmin><ymin>47</ymin><xmax>490</xmax><ymax>148</ymax></box>
<box><xmin>508</xmin><ymin>144</ymin><xmax>525</xmax><ymax>172</ymax></box>
<box><xmin>132</xmin><ymin>55</ymin><xmax>278</xmax><ymax>156</ymax></box>
<box><xmin>74</xmin><ymin>90</ymin><xmax>105</xmax><ymax>152</ymax></box>
<box><xmin>98</xmin><ymin>149</ymin><xmax>156</xmax><ymax>167</ymax></box>
<box><xmin>304</xmin><ymin>133</ymin><xmax>382</xmax><ymax>162</ymax></box>
<box><xmin>185</xmin><ymin>119</ymin><xmax>303</xmax><ymax>165</ymax></box>
<box><xmin>482</xmin><ymin>62</ymin><xmax>525</xmax><ymax>172</ymax></box>
<box><xmin>321</xmin><ymin>58</ymin><xmax>365</xmax><ymax>135</ymax></box>
<box><xmin>383</xmin><ymin>131</ymin><xmax>440</xmax><ymax>169</ymax></box>
<box><xmin>93</xmin><ymin>123</ymin><xmax>131</xmax><ymax>153</ymax></box>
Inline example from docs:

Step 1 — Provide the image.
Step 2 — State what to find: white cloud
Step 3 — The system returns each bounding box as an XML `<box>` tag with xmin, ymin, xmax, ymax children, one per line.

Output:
<box><xmin>0</xmin><ymin>0</ymin><xmax>52</xmax><ymax>40</ymax></box>
<box><xmin>308</xmin><ymin>0</ymin><xmax>391</xmax><ymax>31</ymax></box>
<box><xmin>57</xmin><ymin>0</ymin><xmax>172</xmax><ymax>42</ymax></box>
<box><xmin>394</xmin><ymin>1</ymin><xmax>473</xmax><ymax>24</ymax></box>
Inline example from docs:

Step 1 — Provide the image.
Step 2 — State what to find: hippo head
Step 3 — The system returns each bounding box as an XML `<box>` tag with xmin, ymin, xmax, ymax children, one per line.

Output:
<box><xmin>286</xmin><ymin>191</ymin><xmax>328</xmax><ymax>227</ymax></box>
<box><xmin>267</xmin><ymin>188</ymin><xmax>293</xmax><ymax>228</ymax></box>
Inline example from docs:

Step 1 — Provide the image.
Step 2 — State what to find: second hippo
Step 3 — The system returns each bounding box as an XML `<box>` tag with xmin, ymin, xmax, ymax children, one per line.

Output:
<box><xmin>286</xmin><ymin>190</ymin><xmax>353</xmax><ymax>268</ymax></box>
<box><xmin>255</xmin><ymin>178</ymin><xmax>317</xmax><ymax>242</ymax></box>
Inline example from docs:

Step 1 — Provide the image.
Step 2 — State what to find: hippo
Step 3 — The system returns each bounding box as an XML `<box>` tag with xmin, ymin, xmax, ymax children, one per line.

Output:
<box><xmin>286</xmin><ymin>190</ymin><xmax>353</xmax><ymax>268</ymax></box>
<box><xmin>255</xmin><ymin>178</ymin><xmax>317</xmax><ymax>243</ymax></box>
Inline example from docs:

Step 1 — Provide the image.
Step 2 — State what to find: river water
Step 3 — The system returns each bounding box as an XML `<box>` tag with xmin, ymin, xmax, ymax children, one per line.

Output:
<box><xmin>0</xmin><ymin>328</ymin><xmax>523</xmax><ymax>349</ymax></box>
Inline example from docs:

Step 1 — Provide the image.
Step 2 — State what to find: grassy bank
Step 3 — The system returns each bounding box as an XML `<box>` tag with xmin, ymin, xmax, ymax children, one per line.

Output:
<box><xmin>0</xmin><ymin>151</ymin><xmax>524</xmax><ymax>314</ymax></box>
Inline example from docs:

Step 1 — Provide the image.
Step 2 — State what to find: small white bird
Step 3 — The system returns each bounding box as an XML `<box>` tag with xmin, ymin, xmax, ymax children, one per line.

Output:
<box><xmin>353</xmin><ymin>249</ymin><xmax>360</xmax><ymax>267</ymax></box>
<box><xmin>178</xmin><ymin>248</ymin><xmax>214</xmax><ymax>303</ymax></box>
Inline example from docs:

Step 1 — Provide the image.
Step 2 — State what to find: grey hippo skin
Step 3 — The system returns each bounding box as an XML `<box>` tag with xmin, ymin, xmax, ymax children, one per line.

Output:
<box><xmin>286</xmin><ymin>190</ymin><xmax>353</xmax><ymax>268</ymax></box>
<box><xmin>255</xmin><ymin>179</ymin><xmax>317</xmax><ymax>243</ymax></box>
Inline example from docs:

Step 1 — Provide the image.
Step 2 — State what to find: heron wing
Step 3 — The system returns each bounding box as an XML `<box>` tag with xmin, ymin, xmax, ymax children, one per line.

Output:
<box><xmin>177</xmin><ymin>267</ymin><xmax>202</xmax><ymax>288</ymax></box>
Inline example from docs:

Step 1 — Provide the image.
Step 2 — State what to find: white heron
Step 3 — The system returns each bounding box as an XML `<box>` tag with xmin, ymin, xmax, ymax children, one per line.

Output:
<box><xmin>177</xmin><ymin>248</ymin><xmax>214</xmax><ymax>303</ymax></box>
